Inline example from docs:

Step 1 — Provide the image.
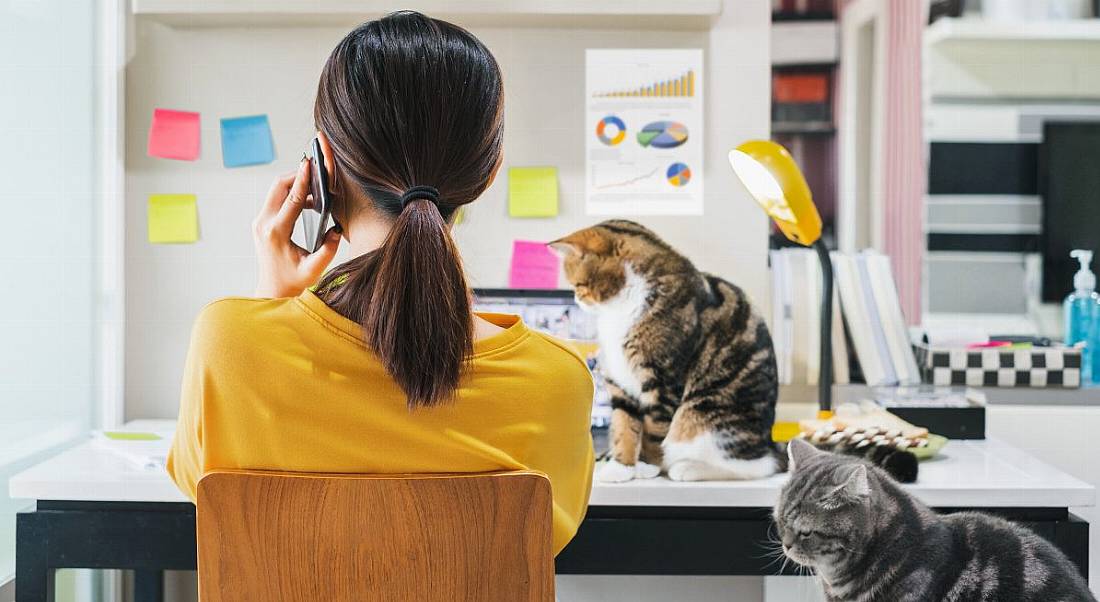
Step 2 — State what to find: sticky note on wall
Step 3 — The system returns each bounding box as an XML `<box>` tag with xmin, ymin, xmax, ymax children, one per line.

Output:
<box><xmin>148</xmin><ymin>194</ymin><xmax>199</xmax><ymax>244</ymax></box>
<box><xmin>220</xmin><ymin>115</ymin><xmax>275</xmax><ymax>167</ymax></box>
<box><xmin>509</xmin><ymin>240</ymin><xmax>559</xmax><ymax>289</ymax></box>
<box><xmin>508</xmin><ymin>167</ymin><xmax>559</xmax><ymax>217</ymax></box>
<box><xmin>147</xmin><ymin>109</ymin><xmax>201</xmax><ymax>161</ymax></box>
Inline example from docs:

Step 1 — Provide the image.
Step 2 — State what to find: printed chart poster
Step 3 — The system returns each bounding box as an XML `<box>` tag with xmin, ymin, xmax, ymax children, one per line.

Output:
<box><xmin>585</xmin><ymin>49</ymin><xmax>704</xmax><ymax>216</ymax></box>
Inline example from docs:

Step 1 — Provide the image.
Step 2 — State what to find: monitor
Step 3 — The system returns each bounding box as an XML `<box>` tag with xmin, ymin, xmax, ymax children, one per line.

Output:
<box><xmin>1040</xmin><ymin>122</ymin><xmax>1100</xmax><ymax>302</ymax></box>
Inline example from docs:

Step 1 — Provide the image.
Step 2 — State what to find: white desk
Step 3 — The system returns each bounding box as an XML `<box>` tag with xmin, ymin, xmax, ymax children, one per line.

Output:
<box><xmin>11</xmin><ymin>420</ymin><xmax>1094</xmax><ymax>509</ymax></box>
<box><xmin>8</xmin><ymin>421</ymin><xmax>1095</xmax><ymax>602</ymax></box>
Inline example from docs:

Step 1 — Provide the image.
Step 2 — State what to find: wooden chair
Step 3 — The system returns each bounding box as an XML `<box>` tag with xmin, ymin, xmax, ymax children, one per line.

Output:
<box><xmin>196</xmin><ymin>470</ymin><xmax>554</xmax><ymax>602</ymax></box>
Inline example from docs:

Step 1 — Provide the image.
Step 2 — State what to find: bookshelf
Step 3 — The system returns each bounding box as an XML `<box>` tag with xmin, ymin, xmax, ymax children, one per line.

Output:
<box><xmin>132</xmin><ymin>0</ymin><xmax>724</xmax><ymax>28</ymax></box>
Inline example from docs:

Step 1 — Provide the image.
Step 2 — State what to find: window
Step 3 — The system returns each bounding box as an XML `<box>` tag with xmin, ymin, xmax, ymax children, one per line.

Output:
<box><xmin>0</xmin><ymin>0</ymin><xmax>100</xmax><ymax>584</ymax></box>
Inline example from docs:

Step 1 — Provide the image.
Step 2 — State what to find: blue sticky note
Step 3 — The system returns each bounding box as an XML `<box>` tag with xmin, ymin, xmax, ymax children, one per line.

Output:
<box><xmin>220</xmin><ymin>115</ymin><xmax>275</xmax><ymax>168</ymax></box>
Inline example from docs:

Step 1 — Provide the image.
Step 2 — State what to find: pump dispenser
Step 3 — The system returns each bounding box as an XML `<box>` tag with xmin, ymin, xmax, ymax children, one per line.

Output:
<box><xmin>1065</xmin><ymin>250</ymin><xmax>1099</xmax><ymax>384</ymax></box>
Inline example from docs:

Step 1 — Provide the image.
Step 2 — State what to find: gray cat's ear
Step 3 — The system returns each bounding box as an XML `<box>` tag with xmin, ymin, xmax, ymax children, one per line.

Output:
<box><xmin>548</xmin><ymin>240</ymin><xmax>579</xmax><ymax>258</ymax></box>
<box><xmin>840</xmin><ymin>464</ymin><xmax>871</xmax><ymax>498</ymax></box>
<box><xmin>787</xmin><ymin>437</ymin><xmax>819</xmax><ymax>472</ymax></box>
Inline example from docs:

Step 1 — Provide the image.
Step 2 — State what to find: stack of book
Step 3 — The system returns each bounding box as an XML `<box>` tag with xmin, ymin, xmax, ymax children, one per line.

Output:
<box><xmin>770</xmin><ymin>249</ymin><xmax>921</xmax><ymax>387</ymax></box>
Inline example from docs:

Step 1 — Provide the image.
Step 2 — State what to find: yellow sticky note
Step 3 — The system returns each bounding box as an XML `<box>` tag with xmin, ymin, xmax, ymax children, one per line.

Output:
<box><xmin>104</xmin><ymin>431</ymin><xmax>162</xmax><ymax>441</ymax></box>
<box><xmin>454</xmin><ymin>207</ymin><xmax>465</xmax><ymax>225</ymax></box>
<box><xmin>508</xmin><ymin>166</ymin><xmax>559</xmax><ymax>218</ymax></box>
<box><xmin>148</xmin><ymin>194</ymin><xmax>199</xmax><ymax>243</ymax></box>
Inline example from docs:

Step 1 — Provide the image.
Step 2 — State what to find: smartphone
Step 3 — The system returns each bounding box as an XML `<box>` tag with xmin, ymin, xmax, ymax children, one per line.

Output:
<box><xmin>294</xmin><ymin>138</ymin><xmax>335</xmax><ymax>253</ymax></box>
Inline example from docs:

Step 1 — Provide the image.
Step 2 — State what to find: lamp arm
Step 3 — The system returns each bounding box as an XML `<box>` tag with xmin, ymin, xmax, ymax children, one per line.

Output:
<box><xmin>813</xmin><ymin>239</ymin><xmax>833</xmax><ymax>415</ymax></box>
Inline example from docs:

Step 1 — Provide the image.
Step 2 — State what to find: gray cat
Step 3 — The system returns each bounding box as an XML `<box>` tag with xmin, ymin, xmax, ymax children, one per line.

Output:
<box><xmin>775</xmin><ymin>438</ymin><xmax>1095</xmax><ymax>602</ymax></box>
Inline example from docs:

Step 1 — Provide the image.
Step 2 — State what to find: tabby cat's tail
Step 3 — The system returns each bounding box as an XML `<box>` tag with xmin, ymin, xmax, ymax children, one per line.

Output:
<box><xmin>776</xmin><ymin>433</ymin><xmax>919</xmax><ymax>483</ymax></box>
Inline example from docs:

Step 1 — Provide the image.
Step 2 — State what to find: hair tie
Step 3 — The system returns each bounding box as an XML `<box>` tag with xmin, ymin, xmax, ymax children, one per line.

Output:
<box><xmin>400</xmin><ymin>186</ymin><xmax>440</xmax><ymax>208</ymax></box>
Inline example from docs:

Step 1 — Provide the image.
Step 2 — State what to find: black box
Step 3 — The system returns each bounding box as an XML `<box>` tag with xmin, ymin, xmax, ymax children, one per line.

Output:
<box><xmin>873</xmin><ymin>386</ymin><xmax>986</xmax><ymax>440</ymax></box>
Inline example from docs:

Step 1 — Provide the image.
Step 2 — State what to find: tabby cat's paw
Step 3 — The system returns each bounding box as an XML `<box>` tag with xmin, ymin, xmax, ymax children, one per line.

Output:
<box><xmin>595</xmin><ymin>459</ymin><xmax>637</xmax><ymax>483</ymax></box>
<box><xmin>666</xmin><ymin>460</ymin><xmax>709</xmax><ymax>482</ymax></box>
<box><xmin>634</xmin><ymin>461</ymin><xmax>661</xmax><ymax>479</ymax></box>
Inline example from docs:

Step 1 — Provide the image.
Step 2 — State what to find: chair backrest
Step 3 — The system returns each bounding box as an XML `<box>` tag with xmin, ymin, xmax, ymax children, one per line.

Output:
<box><xmin>196</xmin><ymin>470</ymin><xmax>554</xmax><ymax>602</ymax></box>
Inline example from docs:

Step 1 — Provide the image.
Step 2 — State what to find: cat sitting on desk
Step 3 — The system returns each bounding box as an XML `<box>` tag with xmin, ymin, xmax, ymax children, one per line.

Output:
<box><xmin>551</xmin><ymin>220</ymin><xmax>780</xmax><ymax>482</ymax></box>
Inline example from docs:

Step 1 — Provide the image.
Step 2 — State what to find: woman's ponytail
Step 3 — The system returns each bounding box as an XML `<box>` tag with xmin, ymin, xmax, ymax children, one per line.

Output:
<box><xmin>318</xmin><ymin>192</ymin><xmax>472</xmax><ymax>408</ymax></box>
<box><xmin>313</xmin><ymin>12</ymin><xmax>504</xmax><ymax>409</ymax></box>
<box><xmin>367</xmin><ymin>193</ymin><xmax>471</xmax><ymax>407</ymax></box>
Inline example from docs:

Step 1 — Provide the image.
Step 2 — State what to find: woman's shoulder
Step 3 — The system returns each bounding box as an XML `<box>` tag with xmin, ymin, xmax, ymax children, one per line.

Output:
<box><xmin>189</xmin><ymin>296</ymin><xmax>296</xmax><ymax>350</ymax></box>
<box><xmin>528</xmin><ymin>331</ymin><xmax>589</xmax><ymax>371</ymax></box>
<box><xmin>516</xmin><ymin>330</ymin><xmax>595</xmax><ymax>393</ymax></box>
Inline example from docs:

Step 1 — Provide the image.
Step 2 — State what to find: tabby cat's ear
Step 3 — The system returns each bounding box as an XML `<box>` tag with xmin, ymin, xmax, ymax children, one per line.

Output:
<box><xmin>787</xmin><ymin>437</ymin><xmax>820</xmax><ymax>472</ymax></box>
<box><xmin>548</xmin><ymin>240</ymin><xmax>580</xmax><ymax>258</ymax></box>
<box><xmin>550</xmin><ymin>229</ymin><xmax>614</xmax><ymax>256</ymax></box>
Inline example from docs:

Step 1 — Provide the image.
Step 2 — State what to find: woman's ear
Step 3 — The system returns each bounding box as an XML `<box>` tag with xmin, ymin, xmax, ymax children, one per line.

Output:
<box><xmin>317</xmin><ymin>131</ymin><xmax>338</xmax><ymax>190</ymax></box>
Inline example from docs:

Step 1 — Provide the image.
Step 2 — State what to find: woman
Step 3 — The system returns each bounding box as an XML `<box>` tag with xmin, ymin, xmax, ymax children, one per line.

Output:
<box><xmin>167</xmin><ymin>12</ymin><xmax>594</xmax><ymax>555</ymax></box>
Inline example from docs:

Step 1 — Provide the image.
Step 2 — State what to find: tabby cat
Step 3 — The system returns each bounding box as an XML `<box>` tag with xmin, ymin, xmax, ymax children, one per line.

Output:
<box><xmin>551</xmin><ymin>220</ymin><xmax>779</xmax><ymax>482</ymax></box>
<box><xmin>776</xmin><ymin>438</ymin><xmax>1095</xmax><ymax>602</ymax></box>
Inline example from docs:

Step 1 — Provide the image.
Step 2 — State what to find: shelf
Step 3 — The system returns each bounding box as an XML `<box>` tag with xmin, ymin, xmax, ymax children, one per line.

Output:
<box><xmin>780</xmin><ymin>382</ymin><xmax>1100</xmax><ymax>407</ymax></box>
<box><xmin>772</xmin><ymin>121</ymin><xmax>836</xmax><ymax>135</ymax></box>
<box><xmin>772</xmin><ymin>12</ymin><xmax>835</xmax><ymax>22</ymax></box>
<box><xmin>132</xmin><ymin>0</ymin><xmax>724</xmax><ymax>29</ymax></box>
<box><xmin>771</xmin><ymin>20</ymin><xmax>838</xmax><ymax>66</ymax></box>
<box><xmin>926</xmin><ymin>17</ymin><xmax>1100</xmax><ymax>47</ymax></box>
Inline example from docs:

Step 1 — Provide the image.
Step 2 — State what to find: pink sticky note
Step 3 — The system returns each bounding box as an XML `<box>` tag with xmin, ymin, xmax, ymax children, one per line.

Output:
<box><xmin>509</xmin><ymin>240</ymin><xmax>559</xmax><ymax>289</ymax></box>
<box><xmin>148</xmin><ymin>108</ymin><xmax>201</xmax><ymax>161</ymax></box>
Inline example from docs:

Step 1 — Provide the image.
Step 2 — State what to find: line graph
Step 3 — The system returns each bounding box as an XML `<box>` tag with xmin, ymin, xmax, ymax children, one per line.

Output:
<box><xmin>595</xmin><ymin>167</ymin><xmax>660</xmax><ymax>190</ymax></box>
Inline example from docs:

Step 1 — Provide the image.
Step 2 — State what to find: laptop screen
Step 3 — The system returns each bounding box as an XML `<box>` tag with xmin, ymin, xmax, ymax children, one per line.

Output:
<box><xmin>472</xmin><ymin>289</ymin><xmax>611</xmax><ymax>427</ymax></box>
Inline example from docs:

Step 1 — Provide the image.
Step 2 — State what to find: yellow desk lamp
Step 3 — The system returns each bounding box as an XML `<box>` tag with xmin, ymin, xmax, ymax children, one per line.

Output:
<box><xmin>728</xmin><ymin>140</ymin><xmax>834</xmax><ymax>424</ymax></box>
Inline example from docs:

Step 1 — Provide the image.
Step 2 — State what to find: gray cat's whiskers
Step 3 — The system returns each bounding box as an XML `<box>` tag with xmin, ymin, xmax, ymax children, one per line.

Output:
<box><xmin>775</xmin><ymin>439</ymin><xmax>1095</xmax><ymax>602</ymax></box>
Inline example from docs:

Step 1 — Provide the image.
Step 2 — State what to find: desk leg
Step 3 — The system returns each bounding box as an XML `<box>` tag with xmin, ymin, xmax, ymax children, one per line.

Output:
<box><xmin>16</xmin><ymin>512</ymin><xmax>54</xmax><ymax>602</ymax></box>
<box><xmin>134</xmin><ymin>570</ymin><xmax>164</xmax><ymax>602</ymax></box>
<box><xmin>1057</xmin><ymin>513</ymin><xmax>1090</xmax><ymax>579</ymax></box>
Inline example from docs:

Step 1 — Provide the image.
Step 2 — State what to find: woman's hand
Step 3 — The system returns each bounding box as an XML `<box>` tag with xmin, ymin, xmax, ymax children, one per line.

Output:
<box><xmin>253</xmin><ymin>158</ymin><xmax>341</xmax><ymax>298</ymax></box>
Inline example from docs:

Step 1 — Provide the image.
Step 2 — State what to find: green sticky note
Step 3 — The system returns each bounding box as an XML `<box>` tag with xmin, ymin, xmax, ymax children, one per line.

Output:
<box><xmin>508</xmin><ymin>167</ymin><xmax>559</xmax><ymax>218</ymax></box>
<box><xmin>104</xmin><ymin>431</ymin><xmax>162</xmax><ymax>441</ymax></box>
<box><xmin>148</xmin><ymin>194</ymin><xmax>199</xmax><ymax>243</ymax></box>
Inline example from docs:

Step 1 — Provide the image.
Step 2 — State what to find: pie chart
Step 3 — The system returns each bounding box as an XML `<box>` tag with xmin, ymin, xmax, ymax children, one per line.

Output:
<box><xmin>637</xmin><ymin>121</ymin><xmax>689</xmax><ymax>149</ymax></box>
<box><xmin>666</xmin><ymin>162</ymin><xmax>691</xmax><ymax>187</ymax></box>
<box><xmin>596</xmin><ymin>115</ymin><xmax>627</xmax><ymax>146</ymax></box>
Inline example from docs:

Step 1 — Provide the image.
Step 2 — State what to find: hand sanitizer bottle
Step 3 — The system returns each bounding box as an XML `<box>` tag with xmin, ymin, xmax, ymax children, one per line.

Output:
<box><xmin>1064</xmin><ymin>250</ymin><xmax>1099</xmax><ymax>384</ymax></box>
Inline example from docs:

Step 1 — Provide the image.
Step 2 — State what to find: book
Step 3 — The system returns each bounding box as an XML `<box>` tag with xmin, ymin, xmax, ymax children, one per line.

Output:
<box><xmin>769</xmin><ymin>250</ymin><xmax>793</xmax><ymax>384</ymax></box>
<box><xmin>863</xmin><ymin>252</ymin><xmax>922</xmax><ymax>384</ymax></box>
<box><xmin>830</xmin><ymin>266</ymin><xmax>851</xmax><ymax>385</ymax></box>
<box><xmin>805</xmin><ymin>249</ymin><xmax>821</xmax><ymax>385</ymax></box>
<box><xmin>835</xmin><ymin>254</ymin><xmax>894</xmax><ymax>386</ymax></box>
<box><xmin>788</xmin><ymin>250</ymin><xmax>811</xmax><ymax>384</ymax></box>
<box><xmin>856</xmin><ymin>255</ymin><xmax>899</xmax><ymax>385</ymax></box>
<box><xmin>92</xmin><ymin>430</ymin><xmax>172</xmax><ymax>470</ymax></box>
<box><xmin>770</xmin><ymin>248</ymin><xmax>850</xmax><ymax>386</ymax></box>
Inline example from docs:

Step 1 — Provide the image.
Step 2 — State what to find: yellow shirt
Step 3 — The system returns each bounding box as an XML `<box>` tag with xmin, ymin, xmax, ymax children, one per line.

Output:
<box><xmin>168</xmin><ymin>290</ymin><xmax>595</xmax><ymax>555</ymax></box>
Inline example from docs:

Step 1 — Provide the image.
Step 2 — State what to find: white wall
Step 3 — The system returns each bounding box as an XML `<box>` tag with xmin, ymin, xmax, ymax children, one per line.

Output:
<box><xmin>123</xmin><ymin>4</ymin><xmax>775</xmax><ymax>601</ymax></box>
<box><xmin>123</xmin><ymin>2</ymin><xmax>773</xmax><ymax>421</ymax></box>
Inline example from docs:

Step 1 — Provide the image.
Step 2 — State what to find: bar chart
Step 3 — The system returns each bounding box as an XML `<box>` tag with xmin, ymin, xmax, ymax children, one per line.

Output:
<box><xmin>593</xmin><ymin>69</ymin><xmax>696</xmax><ymax>98</ymax></box>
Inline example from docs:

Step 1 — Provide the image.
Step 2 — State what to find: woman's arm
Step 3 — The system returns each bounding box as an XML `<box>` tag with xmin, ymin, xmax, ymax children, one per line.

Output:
<box><xmin>166</xmin><ymin>325</ymin><xmax>207</xmax><ymax>501</ymax></box>
<box><xmin>253</xmin><ymin>158</ymin><xmax>341</xmax><ymax>298</ymax></box>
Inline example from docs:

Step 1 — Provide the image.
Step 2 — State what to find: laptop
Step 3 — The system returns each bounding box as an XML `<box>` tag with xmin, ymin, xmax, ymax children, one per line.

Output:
<box><xmin>472</xmin><ymin>288</ymin><xmax>612</xmax><ymax>430</ymax></box>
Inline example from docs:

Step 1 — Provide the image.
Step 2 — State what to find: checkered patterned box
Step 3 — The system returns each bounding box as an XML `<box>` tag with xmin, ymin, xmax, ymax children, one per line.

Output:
<box><xmin>913</xmin><ymin>344</ymin><xmax>1082</xmax><ymax>388</ymax></box>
